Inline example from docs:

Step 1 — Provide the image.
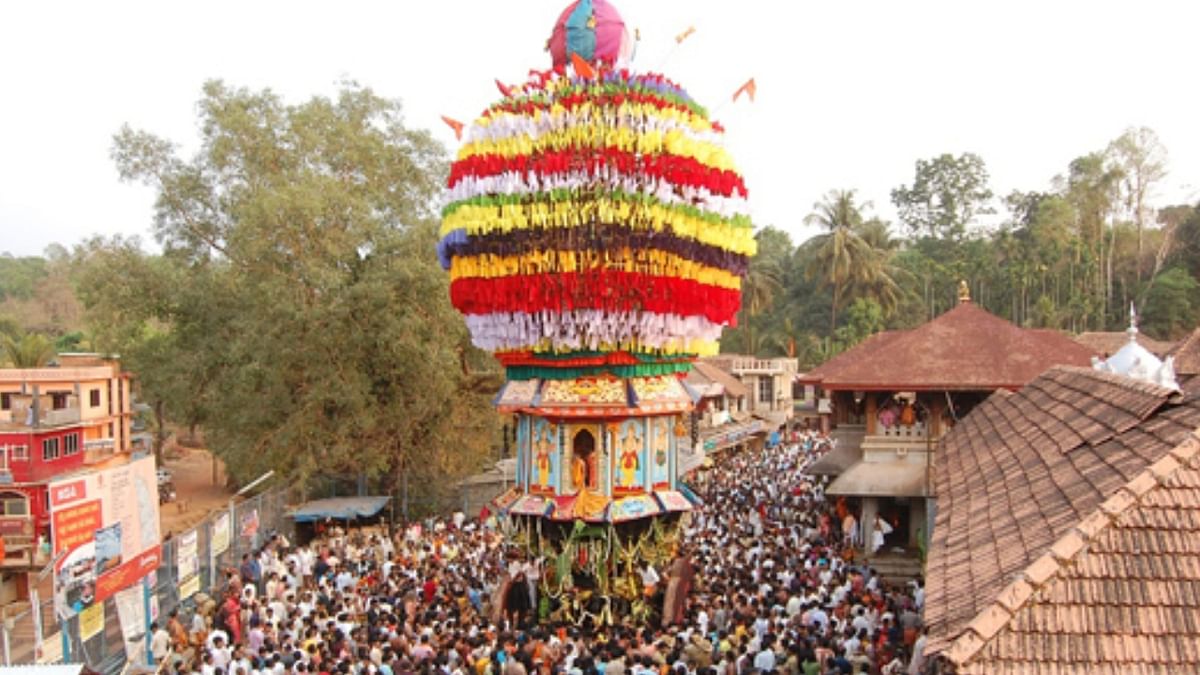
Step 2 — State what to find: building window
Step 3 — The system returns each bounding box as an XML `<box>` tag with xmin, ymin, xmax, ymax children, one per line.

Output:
<box><xmin>89</xmin><ymin>389</ymin><xmax>101</xmax><ymax>408</ymax></box>
<box><xmin>0</xmin><ymin>492</ymin><xmax>28</xmax><ymax>516</ymax></box>
<box><xmin>42</xmin><ymin>438</ymin><xmax>60</xmax><ymax>461</ymax></box>
<box><xmin>11</xmin><ymin>445</ymin><xmax>28</xmax><ymax>461</ymax></box>
<box><xmin>51</xmin><ymin>393</ymin><xmax>69</xmax><ymax>410</ymax></box>
<box><xmin>758</xmin><ymin>376</ymin><xmax>774</xmax><ymax>404</ymax></box>
<box><xmin>64</xmin><ymin>433</ymin><xmax>79</xmax><ymax>455</ymax></box>
<box><xmin>0</xmin><ymin>392</ymin><xmax>10</xmax><ymax>411</ymax></box>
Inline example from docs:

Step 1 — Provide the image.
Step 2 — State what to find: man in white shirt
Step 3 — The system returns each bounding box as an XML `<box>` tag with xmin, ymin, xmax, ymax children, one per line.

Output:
<box><xmin>752</xmin><ymin>636</ymin><xmax>777</xmax><ymax>673</ymax></box>
<box><xmin>150</xmin><ymin>622</ymin><xmax>171</xmax><ymax>663</ymax></box>
<box><xmin>210</xmin><ymin>635</ymin><xmax>232</xmax><ymax>672</ymax></box>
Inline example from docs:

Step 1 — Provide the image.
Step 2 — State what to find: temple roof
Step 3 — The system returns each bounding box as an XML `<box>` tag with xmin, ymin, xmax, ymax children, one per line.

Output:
<box><xmin>802</xmin><ymin>302</ymin><xmax>1095</xmax><ymax>391</ymax></box>
<box><xmin>925</xmin><ymin>366</ymin><xmax>1200</xmax><ymax>672</ymax></box>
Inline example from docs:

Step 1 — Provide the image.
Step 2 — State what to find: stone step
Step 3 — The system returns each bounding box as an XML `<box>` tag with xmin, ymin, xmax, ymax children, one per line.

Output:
<box><xmin>863</xmin><ymin>557</ymin><xmax>924</xmax><ymax>584</ymax></box>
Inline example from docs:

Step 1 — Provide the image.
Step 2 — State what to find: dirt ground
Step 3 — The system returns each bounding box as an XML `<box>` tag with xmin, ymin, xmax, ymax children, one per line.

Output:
<box><xmin>159</xmin><ymin>444</ymin><xmax>235</xmax><ymax>538</ymax></box>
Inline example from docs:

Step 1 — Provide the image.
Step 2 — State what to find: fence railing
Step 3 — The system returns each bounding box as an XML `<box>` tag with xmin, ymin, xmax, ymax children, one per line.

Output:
<box><xmin>1</xmin><ymin>486</ymin><xmax>294</xmax><ymax>673</ymax></box>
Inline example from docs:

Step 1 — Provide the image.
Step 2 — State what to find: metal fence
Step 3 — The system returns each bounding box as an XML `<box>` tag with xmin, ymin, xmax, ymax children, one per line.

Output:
<box><xmin>1</xmin><ymin>486</ymin><xmax>293</xmax><ymax>673</ymax></box>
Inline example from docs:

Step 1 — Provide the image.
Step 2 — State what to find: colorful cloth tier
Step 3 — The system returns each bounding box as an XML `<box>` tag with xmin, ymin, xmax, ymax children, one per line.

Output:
<box><xmin>442</xmin><ymin>65</ymin><xmax>754</xmax><ymax>376</ymax></box>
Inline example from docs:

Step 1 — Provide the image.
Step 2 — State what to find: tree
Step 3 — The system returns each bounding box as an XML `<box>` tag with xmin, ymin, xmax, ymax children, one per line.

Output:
<box><xmin>1107</xmin><ymin>127</ymin><xmax>1168</xmax><ymax>282</ymax></box>
<box><xmin>72</xmin><ymin>236</ymin><xmax>215</xmax><ymax>465</ymax></box>
<box><xmin>835</xmin><ymin>298</ymin><xmax>886</xmax><ymax>346</ymax></box>
<box><xmin>1</xmin><ymin>332</ymin><xmax>55</xmax><ymax>367</ymax></box>
<box><xmin>804</xmin><ymin>191</ymin><xmax>883</xmax><ymax>337</ymax></box>
<box><xmin>109</xmin><ymin>81</ymin><xmax>498</xmax><ymax>502</ymax></box>
<box><xmin>738</xmin><ymin>228</ymin><xmax>788</xmax><ymax>355</ymax></box>
<box><xmin>1140</xmin><ymin>267</ymin><xmax>1200</xmax><ymax>339</ymax></box>
<box><xmin>891</xmin><ymin>153</ymin><xmax>994</xmax><ymax>241</ymax></box>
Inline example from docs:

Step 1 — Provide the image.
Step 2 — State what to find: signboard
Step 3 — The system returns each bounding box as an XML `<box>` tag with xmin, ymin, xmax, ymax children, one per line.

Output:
<box><xmin>177</xmin><ymin>529</ymin><xmax>198</xmax><ymax>580</ymax></box>
<box><xmin>80</xmin><ymin>602</ymin><xmax>105</xmax><ymax>641</ymax></box>
<box><xmin>115</xmin><ymin>585</ymin><xmax>147</xmax><ymax>663</ymax></box>
<box><xmin>179</xmin><ymin>574</ymin><xmax>201</xmax><ymax>600</ymax></box>
<box><xmin>48</xmin><ymin>455</ymin><xmax>162</xmax><ymax>619</ymax></box>
<box><xmin>211</xmin><ymin>512</ymin><xmax>230</xmax><ymax>556</ymax></box>
<box><xmin>240</xmin><ymin>508</ymin><xmax>259</xmax><ymax>540</ymax></box>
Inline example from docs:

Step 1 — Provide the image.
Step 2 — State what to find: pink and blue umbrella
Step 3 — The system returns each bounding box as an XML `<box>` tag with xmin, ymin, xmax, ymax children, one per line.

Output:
<box><xmin>547</xmin><ymin>0</ymin><xmax>636</xmax><ymax>67</ymax></box>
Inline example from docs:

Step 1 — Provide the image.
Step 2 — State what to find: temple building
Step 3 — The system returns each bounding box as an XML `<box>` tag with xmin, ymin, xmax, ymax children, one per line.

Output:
<box><xmin>800</xmin><ymin>284</ymin><xmax>1094</xmax><ymax>565</ymax></box>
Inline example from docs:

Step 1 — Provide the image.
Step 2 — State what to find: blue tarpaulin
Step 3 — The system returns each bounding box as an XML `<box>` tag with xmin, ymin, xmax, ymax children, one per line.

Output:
<box><xmin>291</xmin><ymin>496</ymin><xmax>390</xmax><ymax>523</ymax></box>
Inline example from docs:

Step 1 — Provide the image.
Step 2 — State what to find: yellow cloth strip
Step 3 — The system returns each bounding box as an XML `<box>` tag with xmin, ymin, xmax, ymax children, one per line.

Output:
<box><xmin>460</xmin><ymin>106</ymin><xmax>735</xmax><ymax>171</ymax></box>
<box><xmin>440</xmin><ymin>198</ymin><xmax>757</xmax><ymax>256</ymax></box>
<box><xmin>449</xmin><ymin>248</ymin><xmax>742</xmax><ymax>290</ymax></box>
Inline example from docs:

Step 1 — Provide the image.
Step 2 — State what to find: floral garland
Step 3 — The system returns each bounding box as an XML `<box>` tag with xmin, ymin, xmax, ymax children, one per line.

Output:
<box><xmin>442</xmin><ymin>66</ymin><xmax>753</xmax><ymax>378</ymax></box>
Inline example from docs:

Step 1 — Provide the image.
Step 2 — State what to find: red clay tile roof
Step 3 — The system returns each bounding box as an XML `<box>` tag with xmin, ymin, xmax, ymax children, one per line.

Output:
<box><xmin>1168</xmin><ymin>327</ymin><xmax>1200</xmax><ymax>376</ymax></box>
<box><xmin>805</xmin><ymin>303</ymin><xmax>1095</xmax><ymax>391</ymax></box>
<box><xmin>925</xmin><ymin>366</ymin><xmax>1200</xmax><ymax>672</ymax></box>
<box><xmin>795</xmin><ymin>330</ymin><xmax>900</xmax><ymax>384</ymax></box>
<box><xmin>1076</xmin><ymin>331</ymin><xmax>1174</xmax><ymax>359</ymax></box>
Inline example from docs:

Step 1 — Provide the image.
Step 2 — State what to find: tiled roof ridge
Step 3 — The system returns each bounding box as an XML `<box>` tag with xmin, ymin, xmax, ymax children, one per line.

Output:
<box><xmin>1046</xmin><ymin>364</ymin><xmax>1182</xmax><ymax>401</ymax></box>
<box><xmin>939</xmin><ymin>427</ymin><xmax>1200</xmax><ymax>669</ymax></box>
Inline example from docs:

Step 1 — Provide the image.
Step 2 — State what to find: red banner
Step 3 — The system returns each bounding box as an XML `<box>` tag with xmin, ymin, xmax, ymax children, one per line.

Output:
<box><xmin>51</xmin><ymin>500</ymin><xmax>102</xmax><ymax>555</ymax></box>
<box><xmin>95</xmin><ymin>546</ymin><xmax>160</xmax><ymax>603</ymax></box>
<box><xmin>49</xmin><ymin>479</ymin><xmax>88</xmax><ymax>508</ymax></box>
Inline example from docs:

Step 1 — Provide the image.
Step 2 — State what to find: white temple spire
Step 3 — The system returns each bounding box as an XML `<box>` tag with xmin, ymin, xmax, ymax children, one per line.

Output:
<box><xmin>1094</xmin><ymin>303</ymin><xmax>1179</xmax><ymax>391</ymax></box>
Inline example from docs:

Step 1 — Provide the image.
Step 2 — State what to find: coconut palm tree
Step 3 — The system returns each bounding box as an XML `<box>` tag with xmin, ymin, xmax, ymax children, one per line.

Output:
<box><xmin>804</xmin><ymin>190</ymin><xmax>886</xmax><ymax>337</ymax></box>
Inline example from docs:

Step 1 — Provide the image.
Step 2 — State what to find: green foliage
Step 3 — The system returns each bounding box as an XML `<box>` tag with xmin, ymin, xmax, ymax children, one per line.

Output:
<box><xmin>891</xmin><ymin>153</ymin><xmax>995</xmax><ymax>241</ymax></box>
<box><xmin>728</xmin><ymin>129</ymin><xmax>1192</xmax><ymax>368</ymax></box>
<box><xmin>55</xmin><ymin>331</ymin><xmax>85</xmax><ymax>352</ymax></box>
<box><xmin>95</xmin><ymin>80</ymin><xmax>498</xmax><ymax>499</ymax></box>
<box><xmin>1141</xmin><ymin>267</ymin><xmax>1200</xmax><ymax>339</ymax></box>
<box><xmin>835</xmin><ymin>298</ymin><xmax>886</xmax><ymax>346</ymax></box>
<box><xmin>0</xmin><ymin>255</ymin><xmax>48</xmax><ymax>301</ymax></box>
<box><xmin>1</xmin><ymin>332</ymin><xmax>55</xmax><ymax>368</ymax></box>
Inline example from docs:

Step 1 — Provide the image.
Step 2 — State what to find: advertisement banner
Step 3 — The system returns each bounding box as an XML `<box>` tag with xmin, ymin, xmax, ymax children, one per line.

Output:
<box><xmin>177</xmin><ymin>529</ymin><xmax>198</xmax><ymax>580</ymax></box>
<box><xmin>240</xmin><ymin>508</ymin><xmax>259</xmax><ymax>540</ymax></box>
<box><xmin>114</xmin><ymin>585</ymin><xmax>147</xmax><ymax>663</ymax></box>
<box><xmin>179</xmin><ymin>574</ymin><xmax>200</xmax><ymax>600</ymax></box>
<box><xmin>211</xmin><ymin>512</ymin><xmax>230</xmax><ymax>556</ymax></box>
<box><xmin>80</xmin><ymin>602</ymin><xmax>105</xmax><ymax>641</ymax></box>
<box><xmin>49</xmin><ymin>455</ymin><xmax>162</xmax><ymax>619</ymax></box>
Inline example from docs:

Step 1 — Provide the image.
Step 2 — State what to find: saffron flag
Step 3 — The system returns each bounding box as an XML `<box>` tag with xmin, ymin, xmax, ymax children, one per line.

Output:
<box><xmin>675</xmin><ymin>26</ymin><xmax>696</xmax><ymax>44</ymax></box>
<box><xmin>441</xmin><ymin>116</ymin><xmax>465</xmax><ymax>140</ymax></box>
<box><xmin>571</xmin><ymin>52</ymin><xmax>596</xmax><ymax>80</ymax></box>
<box><xmin>732</xmin><ymin>78</ymin><xmax>757</xmax><ymax>103</ymax></box>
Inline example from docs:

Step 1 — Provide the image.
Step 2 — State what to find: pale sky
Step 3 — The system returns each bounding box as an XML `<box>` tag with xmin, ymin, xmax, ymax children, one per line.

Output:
<box><xmin>2</xmin><ymin>0</ymin><xmax>1197</xmax><ymax>257</ymax></box>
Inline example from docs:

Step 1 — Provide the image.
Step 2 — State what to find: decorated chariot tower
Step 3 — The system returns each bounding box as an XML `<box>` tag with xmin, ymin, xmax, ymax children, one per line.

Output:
<box><xmin>438</xmin><ymin>0</ymin><xmax>755</xmax><ymax>623</ymax></box>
